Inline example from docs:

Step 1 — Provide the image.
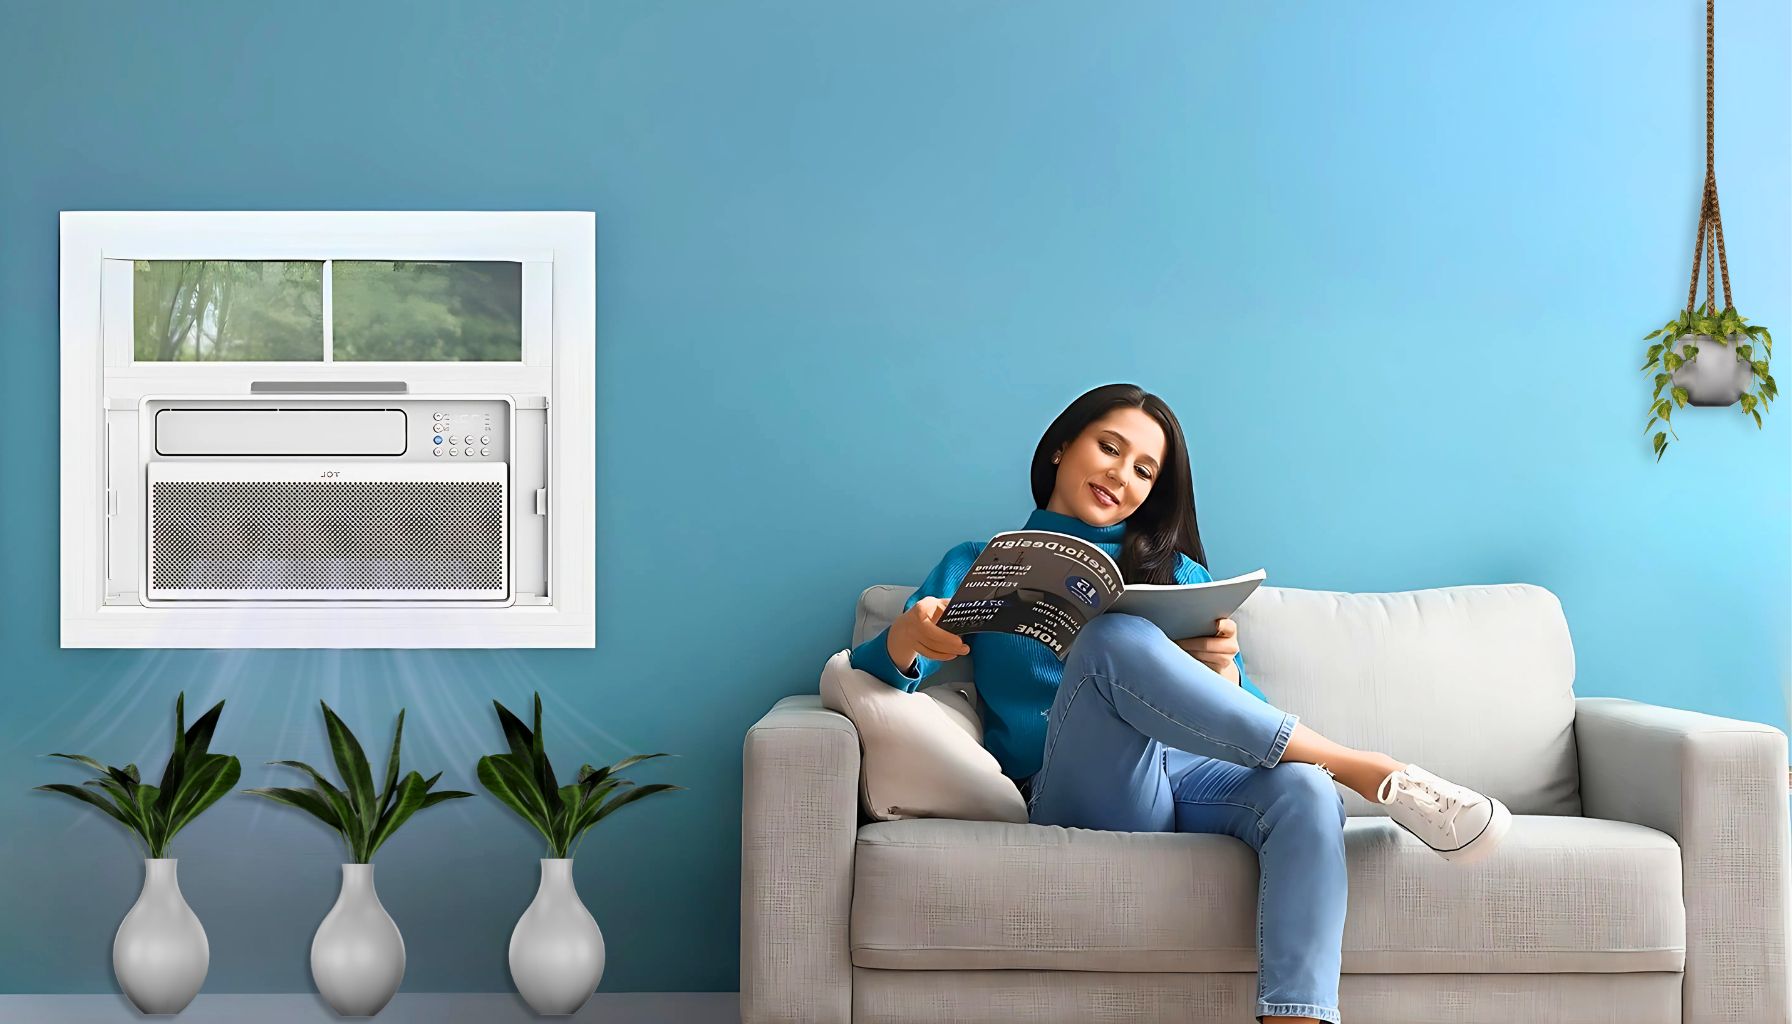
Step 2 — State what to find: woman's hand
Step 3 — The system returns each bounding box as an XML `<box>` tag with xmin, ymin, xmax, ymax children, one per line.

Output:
<box><xmin>1174</xmin><ymin>618</ymin><xmax>1241</xmax><ymax>685</ymax></box>
<box><xmin>887</xmin><ymin>597</ymin><xmax>970</xmax><ymax>673</ymax></box>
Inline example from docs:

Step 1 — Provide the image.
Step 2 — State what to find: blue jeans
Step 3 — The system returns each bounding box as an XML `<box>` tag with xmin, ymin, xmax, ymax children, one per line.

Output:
<box><xmin>1025</xmin><ymin>613</ymin><xmax>1347</xmax><ymax>1024</ymax></box>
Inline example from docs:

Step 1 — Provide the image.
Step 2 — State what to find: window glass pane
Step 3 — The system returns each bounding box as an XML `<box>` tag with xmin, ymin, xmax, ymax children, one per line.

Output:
<box><xmin>133</xmin><ymin>261</ymin><xmax>324</xmax><ymax>361</ymax></box>
<box><xmin>332</xmin><ymin>261</ymin><xmax>523</xmax><ymax>362</ymax></box>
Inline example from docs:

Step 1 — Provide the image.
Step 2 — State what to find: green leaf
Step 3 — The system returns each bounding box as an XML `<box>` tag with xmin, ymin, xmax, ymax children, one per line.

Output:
<box><xmin>268</xmin><ymin>759</ymin><xmax>358</xmax><ymax>844</ymax></box>
<box><xmin>156</xmin><ymin>696</ymin><xmax>222</xmax><ymax>821</ymax></box>
<box><xmin>48</xmin><ymin>753</ymin><xmax>113</xmax><ymax>777</ymax></box>
<box><xmin>1664</xmin><ymin>352</ymin><xmax>1683</xmax><ymax>372</ymax></box>
<box><xmin>529</xmin><ymin>695</ymin><xmax>560</xmax><ymax>817</ymax></box>
<box><xmin>166</xmin><ymin>754</ymin><xmax>241</xmax><ymax>842</ymax></box>
<box><xmin>477</xmin><ymin>754</ymin><xmax>552</xmax><ymax>841</ymax></box>
<box><xmin>1753</xmin><ymin>360</ymin><xmax>1769</xmax><ymax>377</ymax></box>
<box><xmin>245</xmin><ymin>787</ymin><xmax>343</xmax><ymax>830</ymax></box>
<box><xmin>36</xmin><ymin>783</ymin><xmax>147</xmax><ymax>846</ymax></box>
<box><xmin>378</xmin><ymin>709</ymin><xmax>405</xmax><ymax>818</ymax></box>
<box><xmin>366</xmin><ymin>771</ymin><xmax>429</xmax><ymax>861</ymax></box>
<box><xmin>133</xmin><ymin>784</ymin><xmax>164</xmax><ymax>852</ymax></box>
<box><xmin>1652</xmin><ymin>431</ymin><xmax>1668</xmax><ymax>461</ymax></box>
<box><xmin>181</xmin><ymin>698</ymin><xmax>226</xmax><ymax>761</ymax></box>
<box><xmin>1753</xmin><ymin>408</ymin><xmax>1764</xmax><ymax>428</ymax></box>
<box><xmin>171</xmin><ymin>693</ymin><xmax>188</xmax><ymax>775</ymax></box>
<box><xmin>320</xmin><ymin>702</ymin><xmax>377</xmax><ymax>830</ymax></box>
<box><xmin>81</xmin><ymin>775</ymin><xmax>138</xmax><ymax>809</ymax></box>
<box><xmin>1740</xmin><ymin>393</ymin><xmax>1757</xmax><ymax>413</ymax></box>
<box><xmin>1672</xmin><ymin>386</ymin><xmax>1690</xmax><ymax>408</ymax></box>
<box><xmin>420</xmin><ymin>789</ymin><xmax>474</xmax><ymax>809</ymax></box>
<box><xmin>492</xmin><ymin>700</ymin><xmax>535</xmax><ymax>761</ymax></box>
<box><xmin>582</xmin><ymin>783</ymin><xmax>685</xmax><ymax>830</ymax></box>
<box><xmin>577</xmin><ymin>753</ymin><xmax>672</xmax><ymax>797</ymax></box>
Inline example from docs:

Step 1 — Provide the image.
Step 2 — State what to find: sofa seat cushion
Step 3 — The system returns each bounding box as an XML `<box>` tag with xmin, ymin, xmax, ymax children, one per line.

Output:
<box><xmin>850</xmin><ymin>815</ymin><xmax>1684</xmax><ymax>974</ymax></box>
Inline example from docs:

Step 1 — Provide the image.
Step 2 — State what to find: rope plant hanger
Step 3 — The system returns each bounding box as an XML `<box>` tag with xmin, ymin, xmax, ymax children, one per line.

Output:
<box><xmin>1639</xmin><ymin>0</ymin><xmax>1775</xmax><ymax>461</ymax></box>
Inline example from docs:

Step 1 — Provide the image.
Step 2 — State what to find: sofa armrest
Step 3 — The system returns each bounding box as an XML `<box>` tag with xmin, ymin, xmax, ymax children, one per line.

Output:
<box><xmin>741</xmin><ymin>695</ymin><xmax>860</xmax><ymax>1024</ymax></box>
<box><xmin>1576</xmin><ymin>697</ymin><xmax>1790</xmax><ymax>1024</ymax></box>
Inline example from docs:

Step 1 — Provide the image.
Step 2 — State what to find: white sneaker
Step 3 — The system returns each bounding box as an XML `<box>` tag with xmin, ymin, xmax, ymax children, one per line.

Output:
<box><xmin>1376</xmin><ymin>764</ymin><xmax>1511</xmax><ymax>865</ymax></box>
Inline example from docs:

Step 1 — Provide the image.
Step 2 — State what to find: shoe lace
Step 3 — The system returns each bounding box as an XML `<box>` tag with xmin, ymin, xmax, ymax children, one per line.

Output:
<box><xmin>1378</xmin><ymin>772</ymin><xmax>1464</xmax><ymax>832</ymax></box>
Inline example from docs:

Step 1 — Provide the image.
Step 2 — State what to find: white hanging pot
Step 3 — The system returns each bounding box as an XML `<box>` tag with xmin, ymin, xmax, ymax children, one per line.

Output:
<box><xmin>311</xmin><ymin>863</ymin><xmax>405</xmax><ymax>1017</ymax></box>
<box><xmin>508</xmin><ymin>858</ymin><xmax>605</xmax><ymax>1015</ymax></box>
<box><xmin>1670</xmin><ymin>332</ymin><xmax>1752</xmax><ymax>407</ymax></box>
<box><xmin>113</xmin><ymin>858</ymin><xmax>209</xmax><ymax>1015</ymax></box>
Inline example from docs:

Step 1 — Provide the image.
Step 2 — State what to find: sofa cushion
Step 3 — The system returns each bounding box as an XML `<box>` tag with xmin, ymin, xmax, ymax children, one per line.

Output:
<box><xmin>849</xmin><ymin>815</ymin><xmax>1683</xmax><ymax>974</ymax></box>
<box><xmin>857</xmin><ymin>582</ymin><xmax>1581</xmax><ymax>817</ymax></box>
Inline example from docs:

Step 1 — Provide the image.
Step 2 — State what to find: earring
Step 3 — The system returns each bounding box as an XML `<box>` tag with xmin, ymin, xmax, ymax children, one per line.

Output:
<box><xmin>1051</xmin><ymin>456</ymin><xmax>1059</xmax><ymax>464</ymax></box>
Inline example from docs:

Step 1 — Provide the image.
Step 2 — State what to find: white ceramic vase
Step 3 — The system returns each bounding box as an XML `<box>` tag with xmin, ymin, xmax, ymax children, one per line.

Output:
<box><xmin>311</xmin><ymin>863</ymin><xmax>405</xmax><ymax>1018</ymax></box>
<box><xmin>509</xmin><ymin>858</ymin><xmax>605</xmax><ymax>1015</ymax></box>
<box><xmin>114</xmin><ymin>858</ymin><xmax>209</xmax><ymax>1015</ymax></box>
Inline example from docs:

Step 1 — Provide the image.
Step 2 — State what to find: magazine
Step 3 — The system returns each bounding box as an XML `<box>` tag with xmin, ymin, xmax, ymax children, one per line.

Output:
<box><xmin>935</xmin><ymin>530</ymin><xmax>1266</xmax><ymax>661</ymax></box>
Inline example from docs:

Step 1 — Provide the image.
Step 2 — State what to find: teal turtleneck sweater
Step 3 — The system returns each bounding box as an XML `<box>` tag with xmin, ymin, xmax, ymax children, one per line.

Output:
<box><xmin>850</xmin><ymin>507</ymin><xmax>1266</xmax><ymax>782</ymax></box>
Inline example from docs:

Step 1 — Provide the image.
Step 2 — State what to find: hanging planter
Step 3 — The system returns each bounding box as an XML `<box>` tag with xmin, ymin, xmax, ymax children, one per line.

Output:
<box><xmin>1639</xmin><ymin>0</ymin><xmax>1775</xmax><ymax>460</ymax></box>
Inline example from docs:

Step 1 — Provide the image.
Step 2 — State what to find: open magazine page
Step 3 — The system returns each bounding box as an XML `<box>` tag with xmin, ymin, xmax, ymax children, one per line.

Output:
<box><xmin>937</xmin><ymin>530</ymin><xmax>1124</xmax><ymax>660</ymax></box>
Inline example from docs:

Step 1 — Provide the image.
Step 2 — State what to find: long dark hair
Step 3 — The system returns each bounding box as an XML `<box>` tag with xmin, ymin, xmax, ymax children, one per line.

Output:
<box><xmin>1030</xmin><ymin>383</ymin><xmax>1207</xmax><ymax>585</ymax></box>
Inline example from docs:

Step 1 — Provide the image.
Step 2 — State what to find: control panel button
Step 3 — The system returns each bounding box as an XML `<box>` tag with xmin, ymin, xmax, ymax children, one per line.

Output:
<box><xmin>432</xmin><ymin>448</ymin><xmax>443</xmax><ymax>457</ymax></box>
<box><xmin>480</xmin><ymin>435</ymin><xmax>490</xmax><ymax>445</ymax></box>
<box><xmin>433</xmin><ymin>435</ymin><xmax>443</xmax><ymax>444</ymax></box>
<box><xmin>480</xmin><ymin>448</ymin><xmax>489</xmax><ymax>457</ymax></box>
<box><xmin>449</xmin><ymin>448</ymin><xmax>460</xmax><ymax>456</ymax></box>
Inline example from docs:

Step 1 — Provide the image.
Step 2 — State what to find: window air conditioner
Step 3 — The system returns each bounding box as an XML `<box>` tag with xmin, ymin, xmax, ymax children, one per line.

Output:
<box><xmin>137</xmin><ymin>396</ymin><xmax>539</xmax><ymax>605</ymax></box>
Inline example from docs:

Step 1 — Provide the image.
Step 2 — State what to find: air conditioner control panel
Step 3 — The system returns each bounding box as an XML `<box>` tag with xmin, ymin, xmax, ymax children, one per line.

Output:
<box><xmin>144</xmin><ymin>396</ymin><xmax>513</xmax><ymax>463</ymax></box>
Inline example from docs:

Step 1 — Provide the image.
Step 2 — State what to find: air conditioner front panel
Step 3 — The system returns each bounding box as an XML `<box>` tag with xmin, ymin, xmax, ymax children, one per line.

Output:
<box><xmin>145</xmin><ymin>463</ymin><xmax>509</xmax><ymax>603</ymax></box>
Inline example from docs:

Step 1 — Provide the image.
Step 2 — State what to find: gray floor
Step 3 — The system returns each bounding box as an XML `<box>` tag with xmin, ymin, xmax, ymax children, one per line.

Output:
<box><xmin>0</xmin><ymin>993</ymin><xmax>739</xmax><ymax>1023</ymax></box>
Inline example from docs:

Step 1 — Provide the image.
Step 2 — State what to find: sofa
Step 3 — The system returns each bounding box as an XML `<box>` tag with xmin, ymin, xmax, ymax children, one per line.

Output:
<box><xmin>741</xmin><ymin>582</ymin><xmax>1790</xmax><ymax>1023</ymax></box>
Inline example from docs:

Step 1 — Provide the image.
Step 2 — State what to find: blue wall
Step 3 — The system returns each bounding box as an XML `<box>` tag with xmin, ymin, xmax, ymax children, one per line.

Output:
<box><xmin>1</xmin><ymin>0</ymin><xmax>1786</xmax><ymax>996</ymax></box>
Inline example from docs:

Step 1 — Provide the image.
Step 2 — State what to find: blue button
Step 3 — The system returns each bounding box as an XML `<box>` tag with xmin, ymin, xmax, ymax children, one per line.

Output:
<box><xmin>433</xmin><ymin>435</ymin><xmax>443</xmax><ymax>444</ymax></box>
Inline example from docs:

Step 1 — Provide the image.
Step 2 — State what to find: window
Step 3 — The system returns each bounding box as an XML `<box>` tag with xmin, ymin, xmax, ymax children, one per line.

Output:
<box><xmin>61</xmin><ymin>211</ymin><xmax>595</xmax><ymax>649</ymax></box>
<box><xmin>134</xmin><ymin>261</ymin><xmax>323</xmax><ymax>361</ymax></box>
<box><xmin>131</xmin><ymin>259</ymin><xmax>524</xmax><ymax>363</ymax></box>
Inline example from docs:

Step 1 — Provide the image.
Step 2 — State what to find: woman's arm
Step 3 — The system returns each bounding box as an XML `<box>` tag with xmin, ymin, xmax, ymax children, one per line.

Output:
<box><xmin>1173</xmin><ymin>554</ymin><xmax>1268</xmax><ymax>702</ymax></box>
<box><xmin>849</xmin><ymin>541</ymin><xmax>981</xmax><ymax>692</ymax></box>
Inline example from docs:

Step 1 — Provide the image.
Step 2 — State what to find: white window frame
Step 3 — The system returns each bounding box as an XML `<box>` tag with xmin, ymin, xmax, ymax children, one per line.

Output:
<box><xmin>60</xmin><ymin>211</ymin><xmax>596</xmax><ymax>648</ymax></box>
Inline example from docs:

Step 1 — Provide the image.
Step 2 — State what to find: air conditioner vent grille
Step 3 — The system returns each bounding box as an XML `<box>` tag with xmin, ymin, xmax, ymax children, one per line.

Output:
<box><xmin>149</xmin><ymin>480</ymin><xmax>505</xmax><ymax>592</ymax></box>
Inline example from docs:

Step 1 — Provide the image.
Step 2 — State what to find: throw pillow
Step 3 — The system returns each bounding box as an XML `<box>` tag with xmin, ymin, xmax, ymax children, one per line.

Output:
<box><xmin>817</xmin><ymin>649</ymin><xmax>1028</xmax><ymax>823</ymax></box>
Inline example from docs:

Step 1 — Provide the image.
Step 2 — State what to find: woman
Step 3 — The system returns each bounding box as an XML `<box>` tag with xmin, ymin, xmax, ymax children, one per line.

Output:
<box><xmin>849</xmin><ymin>383</ymin><xmax>1510</xmax><ymax>1024</ymax></box>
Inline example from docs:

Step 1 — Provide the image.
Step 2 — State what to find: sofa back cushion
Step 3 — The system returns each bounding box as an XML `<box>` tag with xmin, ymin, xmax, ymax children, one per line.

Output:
<box><xmin>855</xmin><ymin>582</ymin><xmax>1580</xmax><ymax>816</ymax></box>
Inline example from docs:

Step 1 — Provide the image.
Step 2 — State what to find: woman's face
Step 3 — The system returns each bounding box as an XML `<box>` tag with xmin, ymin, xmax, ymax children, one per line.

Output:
<box><xmin>1044</xmin><ymin>406</ymin><xmax>1167</xmax><ymax>527</ymax></box>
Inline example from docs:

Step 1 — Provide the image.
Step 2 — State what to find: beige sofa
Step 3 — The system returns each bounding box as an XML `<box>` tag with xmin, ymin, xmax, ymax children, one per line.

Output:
<box><xmin>741</xmin><ymin>582</ymin><xmax>1790</xmax><ymax>1023</ymax></box>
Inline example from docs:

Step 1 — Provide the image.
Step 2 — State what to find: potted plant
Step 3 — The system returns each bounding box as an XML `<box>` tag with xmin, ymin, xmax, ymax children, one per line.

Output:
<box><xmin>34</xmin><ymin>693</ymin><xmax>241</xmax><ymax>1015</ymax></box>
<box><xmin>1641</xmin><ymin>302</ymin><xmax>1776</xmax><ymax>459</ymax></box>
<box><xmin>245</xmin><ymin>702</ymin><xmax>470</xmax><ymax>1018</ymax></box>
<box><xmin>477</xmin><ymin>693</ymin><xmax>684</xmax><ymax>1016</ymax></box>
